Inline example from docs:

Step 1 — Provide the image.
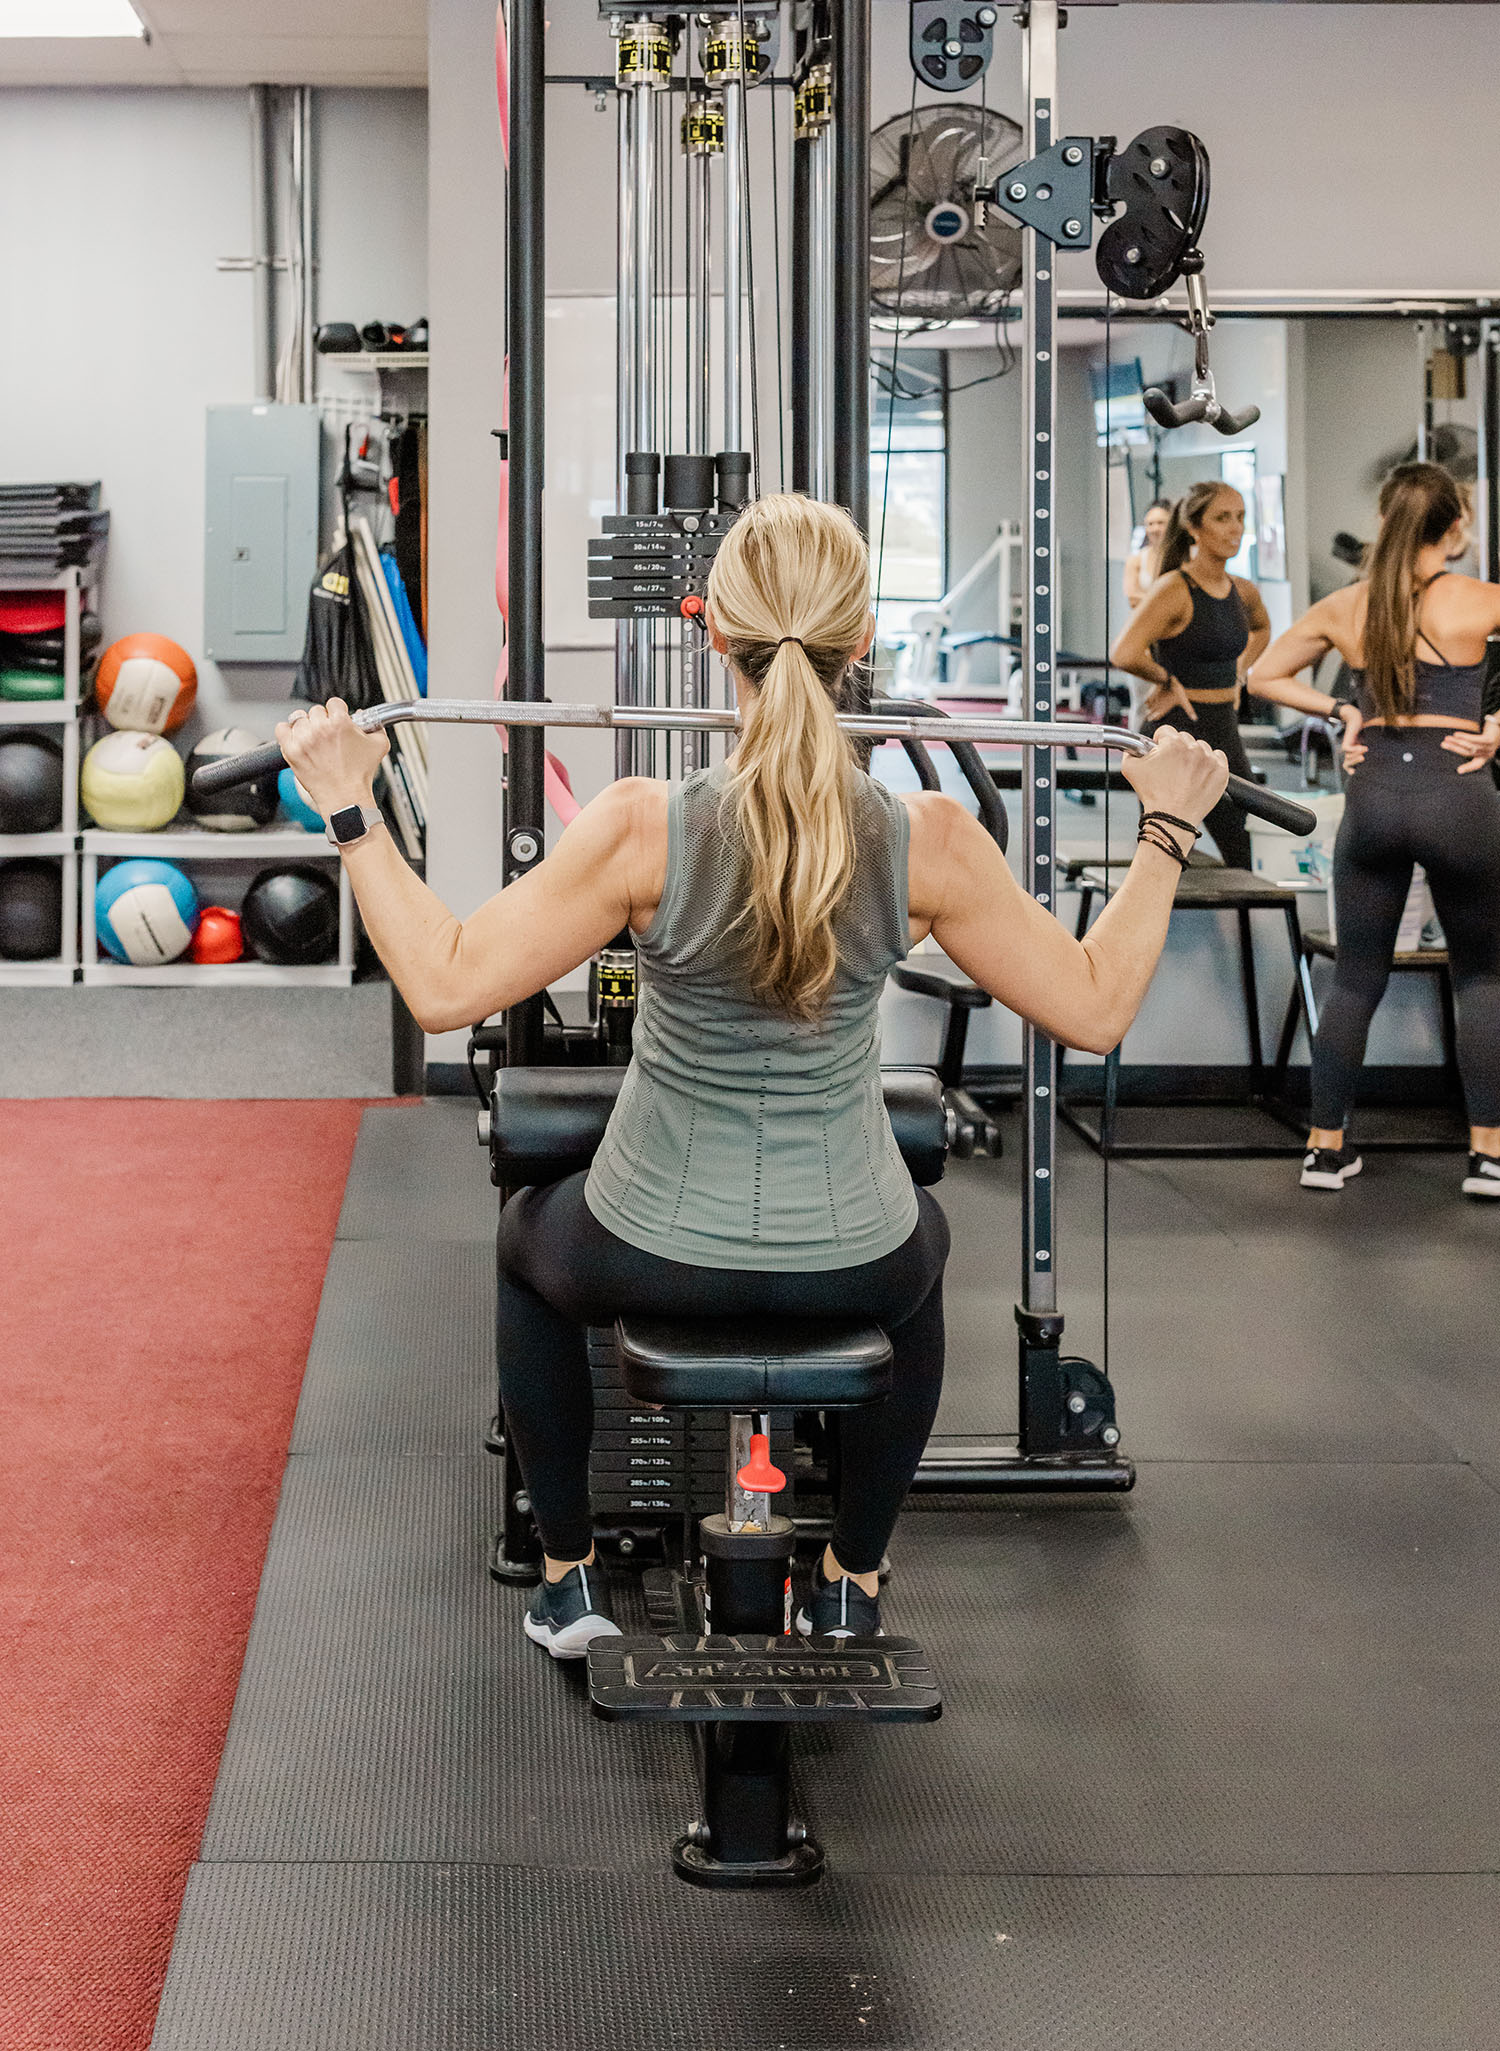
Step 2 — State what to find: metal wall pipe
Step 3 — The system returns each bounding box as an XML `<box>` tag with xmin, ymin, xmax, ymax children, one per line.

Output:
<box><xmin>294</xmin><ymin>86</ymin><xmax>316</xmax><ymax>405</ymax></box>
<box><xmin>809</xmin><ymin>131</ymin><xmax>833</xmax><ymax>501</ymax></box>
<box><xmin>790</xmin><ymin>124</ymin><xmax>810</xmax><ymax>493</ymax></box>
<box><xmin>247</xmin><ymin>85</ymin><xmax>275</xmax><ymax>401</ymax></box>
<box><xmin>615</xmin><ymin>92</ymin><xmax>637</xmax><ymax>779</ymax></box>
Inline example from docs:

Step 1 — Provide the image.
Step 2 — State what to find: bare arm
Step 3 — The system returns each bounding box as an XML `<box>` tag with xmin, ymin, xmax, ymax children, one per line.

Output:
<box><xmin>1245</xmin><ymin>594</ymin><xmax>1354</xmax><ymax>718</ymax></box>
<box><xmin>1109</xmin><ymin>574</ymin><xmax>1192</xmax><ymax>686</ymax></box>
<box><xmin>905</xmin><ymin>728</ymin><xmax>1229</xmax><ymax>1056</ymax></box>
<box><xmin>1235</xmin><ymin>579</ymin><xmax>1272</xmax><ymax>679</ymax></box>
<box><xmin>277</xmin><ymin>701</ymin><xmax>664</xmax><ymax>1033</ymax></box>
<box><xmin>1123</xmin><ymin>551</ymin><xmax>1148</xmax><ymax>609</ymax></box>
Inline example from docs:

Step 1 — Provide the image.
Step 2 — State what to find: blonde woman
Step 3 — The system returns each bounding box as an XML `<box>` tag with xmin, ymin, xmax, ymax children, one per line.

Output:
<box><xmin>279</xmin><ymin>494</ymin><xmax>1226</xmax><ymax>1652</ymax></box>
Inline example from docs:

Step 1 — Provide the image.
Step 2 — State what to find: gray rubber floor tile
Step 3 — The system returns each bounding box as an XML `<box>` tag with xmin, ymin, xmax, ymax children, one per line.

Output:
<box><xmin>151</xmin><ymin>1863</ymin><xmax>1500</xmax><ymax>2051</ymax></box>
<box><xmin>336</xmin><ymin>1101</ymin><xmax>496</xmax><ymax>1242</ymax></box>
<box><xmin>290</xmin><ymin>1241</ymin><xmax>495</xmax><ymax>1456</ymax></box>
<box><xmin>202</xmin><ymin>1459</ymin><xmax>1500</xmax><ymax>1878</ymax></box>
<box><xmin>199</xmin><ymin>1453</ymin><xmax>695</xmax><ymax>1867</ymax></box>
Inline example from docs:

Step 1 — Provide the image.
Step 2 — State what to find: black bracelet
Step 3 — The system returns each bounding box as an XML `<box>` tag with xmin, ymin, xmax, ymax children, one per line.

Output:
<box><xmin>1139</xmin><ymin>809</ymin><xmax>1201</xmax><ymax>840</ymax></box>
<box><xmin>1137</xmin><ymin>822</ymin><xmax>1191</xmax><ymax>869</ymax></box>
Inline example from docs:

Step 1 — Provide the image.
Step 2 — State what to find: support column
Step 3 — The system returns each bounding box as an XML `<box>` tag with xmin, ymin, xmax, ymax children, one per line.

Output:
<box><xmin>1020</xmin><ymin>0</ymin><xmax>1059</xmax><ymax>1318</ymax></box>
<box><xmin>831</xmin><ymin>0</ymin><xmax>869</xmax><ymax>530</ymax></box>
<box><xmin>505</xmin><ymin>0</ymin><xmax>546</xmax><ymax>1068</ymax></box>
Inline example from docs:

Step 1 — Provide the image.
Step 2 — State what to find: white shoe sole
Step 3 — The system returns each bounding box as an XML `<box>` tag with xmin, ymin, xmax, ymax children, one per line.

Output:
<box><xmin>794</xmin><ymin>1607</ymin><xmax>881</xmax><ymax>1641</ymax></box>
<box><xmin>1301</xmin><ymin>1157</ymin><xmax>1362</xmax><ymax>1190</ymax></box>
<box><xmin>1462</xmin><ymin>1174</ymin><xmax>1500</xmax><ymax>1198</ymax></box>
<box><xmin>523</xmin><ymin>1611</ymin><xmax>623</xmax><ymax>1661</ymax></box>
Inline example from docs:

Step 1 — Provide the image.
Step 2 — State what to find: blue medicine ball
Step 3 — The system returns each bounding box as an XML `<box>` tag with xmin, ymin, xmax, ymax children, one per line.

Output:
<box><xmin>277</xmin><ymin>766</ymin><xmax>324</xmax><ymax>832</ymax></box>
<box><xmin>96</xmin><ymin>858</ymin><xmax>199</xmax><ymax>965</ymax></box>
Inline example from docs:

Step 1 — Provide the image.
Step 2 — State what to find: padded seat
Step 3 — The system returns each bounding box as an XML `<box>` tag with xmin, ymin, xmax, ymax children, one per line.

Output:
<box><xmin>616</xmin><ymin>1314</ymin><xmax>893</xmax><ymax>1410</ymax></box>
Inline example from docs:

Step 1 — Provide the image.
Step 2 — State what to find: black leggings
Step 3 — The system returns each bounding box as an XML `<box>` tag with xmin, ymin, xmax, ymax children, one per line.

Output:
<box><xmin>1145</xmin><ymin>697</ymin><xmax>1254</xmax><ymax>871</ymax></box>
<box><xmin>495</xmin><ymin>1174</ymin><xmax>950</xmax><ymax>1575</ymax></box>
<box><xmin>1311</xmin><ymin>727</ymin><xmax>1500</xmax><ymax>1130</ymax></box>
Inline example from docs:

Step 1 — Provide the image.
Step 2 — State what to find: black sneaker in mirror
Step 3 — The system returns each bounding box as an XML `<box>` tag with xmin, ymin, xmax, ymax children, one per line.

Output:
<box><xmin>1300</xmin><ymin>1147</ymin><xmax>1363</xmax><ymax>1191</ymax></box>
<box><xmin>1462</xmin><ymin>1153</ymin><xmax>1500</xmax><ymax>1200</ymax></box>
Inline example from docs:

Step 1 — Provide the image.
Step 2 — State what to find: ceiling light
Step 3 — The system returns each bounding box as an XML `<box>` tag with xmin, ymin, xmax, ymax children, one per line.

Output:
<box><xmin>0</xmin><ymin>0</ymin><xmax>146</xmax><ymax>35</ymax></box>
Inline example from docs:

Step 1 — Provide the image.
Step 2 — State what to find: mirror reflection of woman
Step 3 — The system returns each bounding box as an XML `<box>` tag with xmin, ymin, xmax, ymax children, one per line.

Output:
<box><xmin>1123</xmin><ymin>498</ymin><xmax>1172</xmax><ymax>609</ymax></box>
<box><xmin>1247</xmin><ymin>462</ymin><xmax>1500</xmax><ymax>1200</ymax></box>
<box><xmin>1110</xmin><ymin>483</ymin><xmax>1272</xmax><ymax>871</ymax></box>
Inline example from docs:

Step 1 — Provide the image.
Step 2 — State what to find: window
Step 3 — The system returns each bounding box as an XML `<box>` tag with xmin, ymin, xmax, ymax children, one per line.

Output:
<box><xmin>870</xmin><ymin>353</ymin><xmax>948</xmax><ymax>638</ymax></box>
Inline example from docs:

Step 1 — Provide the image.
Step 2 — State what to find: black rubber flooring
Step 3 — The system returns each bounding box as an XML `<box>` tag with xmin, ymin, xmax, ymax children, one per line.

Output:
<box><xmin>152</xmin><ymin>1100</ymin><xmax>1500</xmax><ymax>2050</ymax></box>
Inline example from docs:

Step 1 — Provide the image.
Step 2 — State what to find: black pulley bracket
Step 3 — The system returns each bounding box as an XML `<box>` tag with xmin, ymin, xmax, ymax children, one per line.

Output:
<box><xmin>909</xmin><ymin>0</ymin><xmax>999</xmax><ymax>92</ymax></box>
<box><xmin>1096</xmin><ymin>126</ymin><xmax>1209</xmax><ymax>300</ymax></box>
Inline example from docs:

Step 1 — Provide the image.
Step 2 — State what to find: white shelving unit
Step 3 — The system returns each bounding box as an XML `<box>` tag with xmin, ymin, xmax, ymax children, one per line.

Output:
<box><xmin>80</xmin><ymin>825</ymin><xmax>355</xmax><ymax>988</ymax></box>
<box><xmin>0</xmin><ymin>565</ymin><xmax>88</xmax><ymax>986</ymax></box>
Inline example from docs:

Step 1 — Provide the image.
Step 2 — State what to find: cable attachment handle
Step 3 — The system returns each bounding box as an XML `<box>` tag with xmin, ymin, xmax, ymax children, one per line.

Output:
<box><xmin>1143</xmin><ymin>258</ymin><xmax>1262</xmax><ymax>439</ymax></box>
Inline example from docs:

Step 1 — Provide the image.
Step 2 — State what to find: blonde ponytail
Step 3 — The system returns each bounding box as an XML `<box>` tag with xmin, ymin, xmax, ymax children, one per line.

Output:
<box><xmin>705</xmin><ymin>494</ymin><xmax>872</xmax><ymax>1020</ymax></box>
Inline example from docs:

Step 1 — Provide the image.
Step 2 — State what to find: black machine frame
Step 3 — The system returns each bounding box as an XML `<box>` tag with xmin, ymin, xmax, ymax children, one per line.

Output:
<box><xmin>490</xmin><ymin>0</ymin><xmax>1307</xmax><ymax>1546</ymax></box>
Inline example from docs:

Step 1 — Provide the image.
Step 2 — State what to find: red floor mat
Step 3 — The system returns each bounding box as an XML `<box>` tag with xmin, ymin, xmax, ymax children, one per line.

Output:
<box><xmin>0</xmin><ymin>1100</ymin><xmax>368</xmax><ymax>2051</ymax></box>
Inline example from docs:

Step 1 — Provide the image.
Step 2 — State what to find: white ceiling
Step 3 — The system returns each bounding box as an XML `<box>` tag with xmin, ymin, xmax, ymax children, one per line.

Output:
<box><xmin>0</xmin><ymin>0</ymin><xmax>427</xmax><ymax>87</ymax></box>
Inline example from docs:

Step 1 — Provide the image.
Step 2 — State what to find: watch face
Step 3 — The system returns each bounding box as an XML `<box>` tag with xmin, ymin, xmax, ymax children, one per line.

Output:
<box><xmin>331</xmin><ymin>803</ymin><xmax>365</xmax><ymax>842</ymax></box>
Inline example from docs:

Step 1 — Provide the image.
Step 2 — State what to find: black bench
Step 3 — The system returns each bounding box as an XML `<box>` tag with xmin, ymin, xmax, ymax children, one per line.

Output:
<box><xmin>482</xmin><ymin>1064</ymin><xmax>948</xmax><ymax>1888</ymax></box>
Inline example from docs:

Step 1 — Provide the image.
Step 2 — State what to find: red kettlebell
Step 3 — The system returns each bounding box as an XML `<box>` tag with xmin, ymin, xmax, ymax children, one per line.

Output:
<box><xmin>190</xmin><ymin>904</ymin><xmax>244</xmax><ymax>964</ymax></box>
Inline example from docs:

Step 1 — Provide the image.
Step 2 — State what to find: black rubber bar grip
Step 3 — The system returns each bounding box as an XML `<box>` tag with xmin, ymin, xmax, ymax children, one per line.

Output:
<box><xmin>192</xmin><ymin>739</ymin><xmax>287</xmax><ymax>797</ymax></box>
<box><xmin>1225</xmin><ymin>773</ymin><xmax>1316</xmax><ymax>835</ymax></box>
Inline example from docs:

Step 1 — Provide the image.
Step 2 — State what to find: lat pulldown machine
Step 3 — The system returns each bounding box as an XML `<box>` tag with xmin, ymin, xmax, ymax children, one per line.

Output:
<box><xmin>192</xmin><ymin>0</ymin><xmax>1298</xmax><ymax>1890</ymax></box>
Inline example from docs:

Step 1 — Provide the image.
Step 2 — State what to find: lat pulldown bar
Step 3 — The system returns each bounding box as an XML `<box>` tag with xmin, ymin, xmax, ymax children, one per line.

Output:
<box><xmin>190</xmin><ymin>703</ymin><xmax>1317</xmax><ymax>835</ymax></box>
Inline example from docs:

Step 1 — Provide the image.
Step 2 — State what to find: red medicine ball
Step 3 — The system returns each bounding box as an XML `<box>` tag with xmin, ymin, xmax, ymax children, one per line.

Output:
<box><xmin>189</xmin><ymin>905</ymin><xmax>244</xmax><ymax>964</ymax></box>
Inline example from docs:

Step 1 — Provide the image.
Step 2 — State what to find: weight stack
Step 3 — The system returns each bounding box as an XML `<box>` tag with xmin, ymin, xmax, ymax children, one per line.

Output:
<box><xmin>587</xmin><ymin>1327</ymin><xmax>795</xmax><ymax>1525</ymax></box>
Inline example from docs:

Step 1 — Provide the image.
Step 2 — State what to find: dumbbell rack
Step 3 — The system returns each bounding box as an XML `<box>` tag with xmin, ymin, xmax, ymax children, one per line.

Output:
<box><xmin>79</xmin><ymin>824</ymin><xmax>355</xmax><ymax>986</ymax></box>
<box><xmin>0</xmin><ymin>566</ymin><xmax>88</xmax><ymax>987</ymax></box>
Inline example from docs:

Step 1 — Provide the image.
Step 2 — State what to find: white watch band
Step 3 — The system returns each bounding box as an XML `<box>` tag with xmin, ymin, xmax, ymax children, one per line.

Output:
<box><xmin>325</xmin><ymin>803</ymin><xmax>384</xmax><ymax>849</ymax></box>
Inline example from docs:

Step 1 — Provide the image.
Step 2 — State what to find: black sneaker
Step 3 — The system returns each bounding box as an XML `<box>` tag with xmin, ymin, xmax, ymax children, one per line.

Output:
<box><xmin>522</xmin><ymin>1560</ymin><xmax>622</xmax><ymax>1661</ymax></box>
<box><xmin>795</xmin><ymin>1559</ymin><xmax>883</xmax><ymax>1640</ymax></box>
<box><xmin>1463</xmin><ymin>1152</ymin><xmax>1500</xmax><ymax>1200</ymax></box>
<box><xmin>1300</xmin><ymin>1146</ymin><xmax>1363</xmax><ymax>1191</ymax></box>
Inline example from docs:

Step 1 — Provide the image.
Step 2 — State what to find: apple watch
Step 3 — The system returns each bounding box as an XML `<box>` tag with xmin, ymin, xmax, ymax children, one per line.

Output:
<box><xmin>325</xmin><ymin>802</ymin><xmax>384</xmax><ymax>850</ymax></box>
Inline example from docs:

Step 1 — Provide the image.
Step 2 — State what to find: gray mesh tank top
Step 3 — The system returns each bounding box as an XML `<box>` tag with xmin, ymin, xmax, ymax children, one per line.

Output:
<box><xmin>584</xmin><ymin>761</ymin><xmax>918</xmax><ymax>1271</ymax></box>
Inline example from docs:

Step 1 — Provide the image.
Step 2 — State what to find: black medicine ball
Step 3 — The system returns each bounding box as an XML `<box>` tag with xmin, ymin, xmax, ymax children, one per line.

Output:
<box><xmin>241</xmin><ymin>864</ymin><xmax>340</xmax><ymax>965</ymax></box>
<box><xmin>0</xmin><ymin>858</ymin><xmax>64</xmax><ymax>959</ymax></box>
<box><xmin>184</xmin><ymin>728</ymin><xmax>278</xmax><ymax>830</ymax></box>
<box><xmin>0</xmin><ymin>730</ymin><xmax>65</xmax><ymax>835</ymax></box>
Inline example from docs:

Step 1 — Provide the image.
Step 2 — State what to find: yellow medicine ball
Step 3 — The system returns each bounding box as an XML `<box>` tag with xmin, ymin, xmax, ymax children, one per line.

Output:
<box><xmin>81</xmin><ymin>730</ymin><xmax>185</xmax><ymax>831</ymax></box>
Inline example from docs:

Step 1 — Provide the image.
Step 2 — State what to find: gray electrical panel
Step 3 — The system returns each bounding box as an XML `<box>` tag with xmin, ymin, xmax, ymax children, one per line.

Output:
<box><xmin>204</xmin><ymin>403</ymin><xmax>320</xmax><ymax>662</ymax></box>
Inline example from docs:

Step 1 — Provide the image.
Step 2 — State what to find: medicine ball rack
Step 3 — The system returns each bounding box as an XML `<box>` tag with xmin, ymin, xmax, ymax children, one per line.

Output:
<box><xmin>0</xmin><ymin>565</ymin><xmax>89</xmax><ymax>986</ymax></box>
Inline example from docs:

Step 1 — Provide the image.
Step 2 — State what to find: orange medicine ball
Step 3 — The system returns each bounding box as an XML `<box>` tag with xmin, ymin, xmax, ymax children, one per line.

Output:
<box><xmin>95</xmin><ymin>634</ymin><xmax>197</xmax><ymax>735</ymax></box>
<box><xmin>189</xmin><ymin>905</ymin><xmax>244</xmax><ymax>964</ymax></box>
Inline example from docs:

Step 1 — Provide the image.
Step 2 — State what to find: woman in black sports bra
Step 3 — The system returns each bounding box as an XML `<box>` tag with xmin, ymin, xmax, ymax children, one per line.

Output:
<box><xmin>1111</xmin><ymin>481</ymin><xmax>1272</xmax><ymax>870</ymax></box>
<box><xmin>1249</xmin><ymin>462</ymin><xmax>1500</xmax><ymax>1200</ymax></box>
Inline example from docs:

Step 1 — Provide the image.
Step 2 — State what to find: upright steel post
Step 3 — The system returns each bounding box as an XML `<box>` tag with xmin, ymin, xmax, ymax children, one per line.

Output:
<box><xmin>505</xmin><ymin>0</ymin><xmax>547</xmax><ymax>1068</ymax></box>
<box><xmin>1020</xmin><ymin>2</ymin><xmax>1059</xmax><ymax>1330</ymax></box>
<box><xmin>684</xmin><ymin>93</ymin><xmax>719</xmax><ymax>772</ymax></box>
<box><xmin>1481</xmin><ymin>321</ymin><xmax>1500</xmax><ymax>584</ymax></box>
<box><xmin>687</xmin><ymin>105</ymin><xmax>714</xmax><ymax>456</ymax></box>
<box><xmin>791</xmin><ymin>95</ymin><xmax>811</xmax><ymax>494</ymax></box>
<box><xmin>721</xmin><ymin>46</ymin><xmax>745</xmax><ymax>453</ymax></box>
<box><xmin>630</xmin><ymin>30</ymin><xmax>661</xmax><ymax>778</ymax></box>
<box><xmin>616</xmin><ymin>83</ymin><xmax>638</xmax><ymax>778</ymax></box>
<box><xmin>831</xmin><ymin>0</ymin><xmax>869</xmax><ymax>531</ymax></box>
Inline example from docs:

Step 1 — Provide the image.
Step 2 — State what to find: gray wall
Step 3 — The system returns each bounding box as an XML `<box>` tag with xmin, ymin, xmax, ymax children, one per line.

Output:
<box><xmin>0</xmin><ymin>85</ymin><xmax>427</xmax><ymax>740</ymax></box>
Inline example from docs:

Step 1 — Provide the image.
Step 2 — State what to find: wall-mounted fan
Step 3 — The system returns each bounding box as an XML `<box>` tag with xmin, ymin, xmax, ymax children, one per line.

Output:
<box><xmin>870</xmin><ymin>104</ymin><xmax>1025</xmax><ymax>322</ymax></box>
